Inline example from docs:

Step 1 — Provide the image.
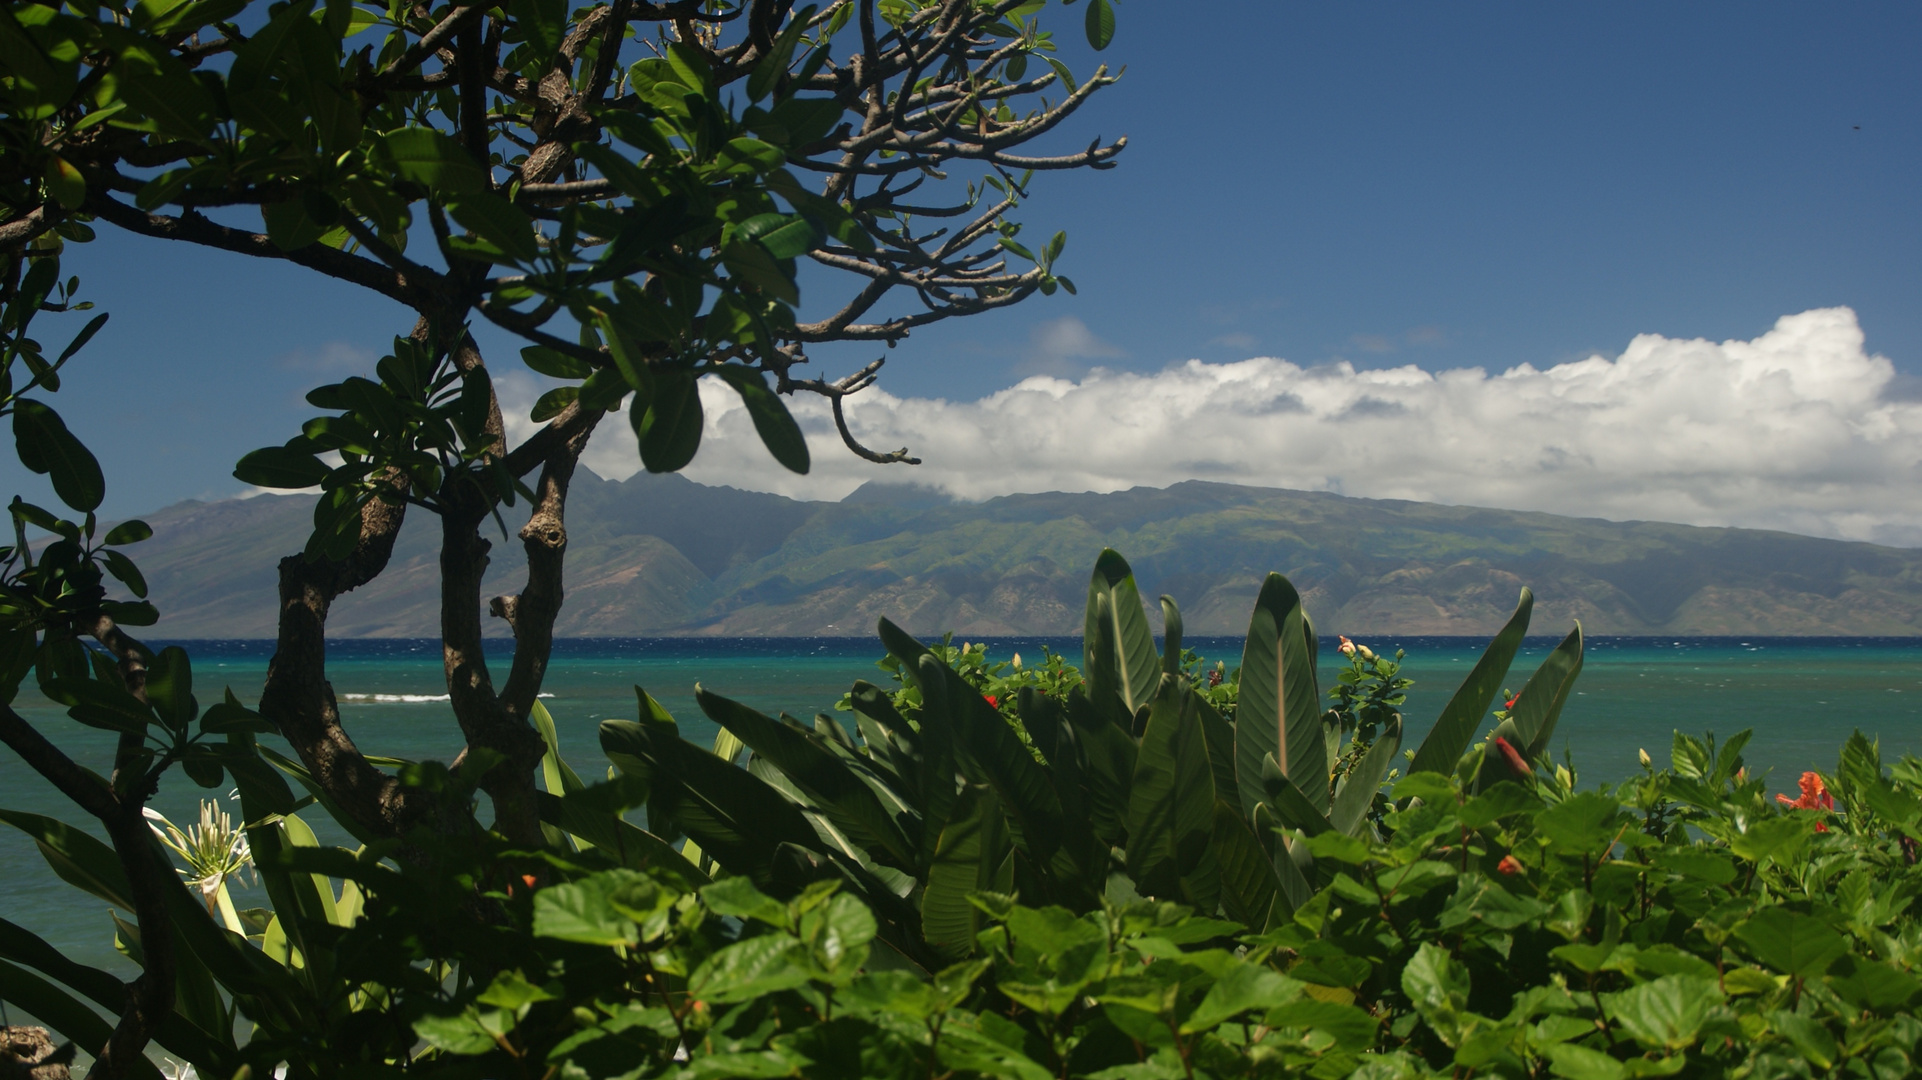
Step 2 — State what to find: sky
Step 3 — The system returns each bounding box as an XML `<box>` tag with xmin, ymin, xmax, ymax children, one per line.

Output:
<box><xmin>9</xmin><ymin>2</ymin><xmax>1922</xmax><ymax>543</ymax></box>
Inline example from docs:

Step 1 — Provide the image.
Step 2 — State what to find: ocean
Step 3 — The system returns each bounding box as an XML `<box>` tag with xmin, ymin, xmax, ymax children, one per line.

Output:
<box><xmin>5</xmin><ymin>634</ymin><xmax>1922</xmax><ymax>1010</ymax></box>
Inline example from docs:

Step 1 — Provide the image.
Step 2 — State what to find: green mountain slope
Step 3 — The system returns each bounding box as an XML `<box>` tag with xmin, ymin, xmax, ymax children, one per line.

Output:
<box><xmin>120</xmin><ymin>474</ymin><xmax>1922</xmax><ymax>638</ymax></box>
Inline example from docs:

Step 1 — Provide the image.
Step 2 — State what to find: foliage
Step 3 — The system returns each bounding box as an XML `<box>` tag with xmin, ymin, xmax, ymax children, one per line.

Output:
<box><xmin>602</xmin><ymin>547</ymin><xmax>1586</xmax><ymax>969</ymax></box>
<box><xmin>12</xmin><ymin>721</ymin><xmax>1922</xmax><ymax>1078</ymax></box>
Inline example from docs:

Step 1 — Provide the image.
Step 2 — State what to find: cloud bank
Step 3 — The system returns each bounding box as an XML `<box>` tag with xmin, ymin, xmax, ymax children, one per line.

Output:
<box><xmin>501</xmin><ymin>308</ymin><xmax>1922</xmax><ymax>546</ymax></box>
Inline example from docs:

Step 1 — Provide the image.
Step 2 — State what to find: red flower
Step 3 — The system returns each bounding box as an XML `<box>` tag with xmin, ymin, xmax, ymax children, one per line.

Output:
<box><xmin>1497</xmin><ymin>854</ymin><xmax>1523</xmax><ymax>876</ymax></box>
<box><xmin>983</xmin><ymin>694</ymin><xmax>999</xmax><ymax>709</ymax></box>
<box><xmin>1492</xmin><ymin>736</ymin><xmax>1532</xmax><ymax>780</ymax></box>
<box><xmin>1777</xmin><ymin>771</ymin><xmax>1834</xmax><ymax>831</ymax></box>
<box><xmin>1504</xmin><ymin>693</ymin><xmax>1521</xmax><ymax>710</ymax></box>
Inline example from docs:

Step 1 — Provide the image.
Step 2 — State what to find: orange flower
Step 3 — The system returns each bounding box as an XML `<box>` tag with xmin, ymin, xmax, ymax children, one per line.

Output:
<box><xmin>983</xmin><ymin>694</ymin><xmax>999</xmax><ymax>709</ymax></box>
<box><xmin>1776</xmin><ymin>771</ymin><xmax>1834</xmax><ymax>832</ymax></box>
<box><xmin>1497</xmin><ymin>854</ymin><xmax>1523</xmax><ymax>876</ymax></box>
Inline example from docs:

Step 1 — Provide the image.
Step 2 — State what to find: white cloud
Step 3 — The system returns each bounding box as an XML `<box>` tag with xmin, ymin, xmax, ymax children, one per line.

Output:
<box><xmin>500</xmin><ymin>308</ymin><xmax>1922</xmax><ymax>545</ymax></box>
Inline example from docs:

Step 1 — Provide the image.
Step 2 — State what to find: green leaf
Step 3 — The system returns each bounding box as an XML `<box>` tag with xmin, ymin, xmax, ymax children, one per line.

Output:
<box><xmin>43</xmin><ymin>155</ymin><xmax>83</xmax><ymax>210</ymax></box>
<box><xmin>1083</xmin><ymin>549</ymin><xmax>1161</xmax><ymax>723</ymax></box>
<box><xmin>521</xmin><ymin>345</ymin><xmax>595</xmax><ymax>380</ymax></box>
<box><xmin>41</xmin><ymin>677</ymin><xmax>154</xmax><ymax>735</ymax></box>
<box><xmin>1127</xmin><ymin>676</ymin><xmax>1217</xmax><ymax>905</ymax></box>
<box><xmin>1212</xmin><ymin>798</ymin><xmax>1280</xmax><ymax>930</ymax></box>
<box><xmin>144</xmin><ymin>646</ymin><xmax>197</xmax><ymax>731</ymax></box>
<box><xmin>233</xmin><ymin>442</ymin><xmax>328</xmax><ymax>489</ymax></box>
<box><xmin>665</xmin><ymin>41</ymin><xmax>714</xmax><ymax>95</ymax></box>
<box><xmin>1084</xmin><ymin>0</ymin><xmax>1115</xmax><ymax>50</ymax></box>
<box><xmin>12</xmin><ymin>400</ymin><xmax>104</xmax><ymax>512</ymax></box>
<box><xmin>1182</xmin><ymin>963</ymin><xmax>1303</xmax><ymax>1033</ymax></box>
<box><xmin>1400</xmin><ymin>942</ymin><xmax>1471</xmax><ymax>1047</ymax></box>
<box><xmin>57</xmin><ymin>312</ymin><xmax>109</xmax><ymax>366</ymax></box>
<box><xmin>0</xmin><ymin>958</ymin><xmax>165</xmax><ymax>1080</ymax></box>
<box><xmin>690</xmin><ymin>935</ymin><xmax>810</xmax><ymax>1003</ymax></box>
<box><xmin>600</xmin><ymin>710</ymin><xmax>822</xmax><ymax>887</ymax></box>
<box><xmin>1603</xmin><ymin>975</ymin><xmax>1722</xmax><ymax>1051</ymax></box>
<box><xmin>1545</xmin><ymin>1043</ymin><xmax>1628</xmax><ymax>1080</ymax></box>
<box><xmin>0</xmin><ymin>808</ymin><xmax>135</xmax><ymax>910</ymax></box>
<box><xmin>507</xmin><ymin>0</ymin><xmax>565</xmax><ymax>61</ymax></box>
<box><xmin>1331</xmin><ymin>726</ymin><xmax>1401</xmax><ymax>836</ymax></box>
<box><xmin>1408</xmin><ymin>589</ymin><xmax>1532</xmax><ymax>776</ymax></box>
<box><xmin>1734</xmin><ymin>909</ymin><xmax>1848</xmax><ymax>977</ymax></box>
<box><xmin>1235</xmin><ymin>573</ymin><xmax>1327</xmax><ymax>819</ymax></box>
<box><xmin>712</xmin><ymin>365</ymin><xmax>809</xmax><ymax>474</ymax></box>
<box><xmin>1507</xmin><ymin>624</ymin><xmax>1584</xmax><ymax>759</ymax></box>
<box><xmin>1536</xmin><ymin>790</ymin><xmax>1623</xmax><ymax>856</ymax></box>
<box><xmin>99</xmin><ymin>549</ymin><xmax>149</xmax><ymax>599</ymax></box>
<box><xmin>921</xmin><ymin>783</ymin><xmax>1006</xmax><ymax>962</ymax></box>
<box><xmin>448</xmin><ymin>189</ymin><xmax>538</xmax><ymax>263</ymax></box>
<box><xmin>534</xmin><ymin>790</ymin><xmax>708</xmax><ymax>891</ymax></box>
<box><xmin>533</xmin><ymin>877</ymin><xmax>639</xmax><ymax>946</ymax></box>
<box><xmin>695</xmin><ymin>686</ymin><xmax>913</xmax><ymax>865</ymax></box>
<box><xmin>746</xmin><ymin>4</ymin><xmax>813</xmax><ymax>101</ymax></box>
<box><xmin>376</xmin><ymin>127</ymin><xmax>489</xmax><ymax>193</ymax></box>
<box><xmin>529</xmin><ymin>386</ymin><xmax>578</xmax><ymax>423</ymax></box>
<box><xmin>632</xmin><ymin>369</ymin><xmax>704</xmax><ymax>473</ymax></box>
<box><xmin>1262</xmin><ymin>999</ymin><xmax>1379</xmax><ymax>1051</ymax></box>
<box><xmin>102</xmin><ymin>518</ymin><xmax>152</xmax><ymax>545</ymax></box>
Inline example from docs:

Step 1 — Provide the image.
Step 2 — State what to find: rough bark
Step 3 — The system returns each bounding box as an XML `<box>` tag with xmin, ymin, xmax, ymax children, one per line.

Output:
<box><xmin>257</xmin><ymin>475</ymin><xmax>421</xmax><ymax>838</ymax></box>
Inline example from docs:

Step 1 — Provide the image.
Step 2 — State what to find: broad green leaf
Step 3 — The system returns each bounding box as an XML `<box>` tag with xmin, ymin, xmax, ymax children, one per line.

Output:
<box><xmin>633</xmin><ymin>369</ymin><xmax>704</xmax><ymax>473</ymax></box>
<box><xmin>1400</xmin><ymin>942</ymin><xmax>1471</xmax><ymax>1047</ymax></box>
<box><xmin>1603</xmin><ymin>974</ymin><xmax>1722</xmax><ymax>1051</ymax></box>
<box><xmin>376</xmin><ymin>127</ymin><xmax>489</xmax><ymax>193</ymax></box>
<box><xmin>233</xmin><ymin>442</ymin><xmax>328</xmax><ymax>489</ymax></box>
<box><xmin>1235</xmin><ymin>573</ymin><xmax>1326</xmax><ymax>820</ymax></box>
<box><xmin>1212</xmin><ymin>798</ymin><xmax>1280</xmax><ymax>930</ymax></box>
<box><xmin>600</xmin><ymin>711</ymin><xmax>821</xmax><ymax>887</ymax></box>
<box><xmin>1408</xmin><ymin>588</ymin><xmax>1532</xmax><ymax>776</ymax></box>
<box><xmin>533</xmin><ymin>878</ymin><xmax>639</xmax><ymax>946</ymax></box>
<box><xmin>696</xmin><ymin>686</ymin><xmax>914</xmax><ymax>865</ymax></box>
<box><xmin>1084</xmin><ymin>0</ymin><xmax>1115</xmax><ymax>50</ymax></box>
<box><xmin>1508</xmin><ymin>624</ymin><xmax>1584</xmax><ymax>759</ymax></box>
<box><xmin>920</xmin><ymin>783</ymin><xmax>1005</xmax><ymax>962</ymax></box>
<box><xmin>521</xmin><ymin>345</ymin><xmax>594</xmax><ymax>380</ymax></box>
<box><xmin>102</xmin><ymin>518</ymin><xmax>152</xmax><ymax>545</ymax></box>
<box><xmin>1126</xmin><ymin>676</ymin><xmax>1216</xmax><ymax>905</ymax></box>
<box><xmin>1262</xmin><ymin>998</ymin><xmax>1379</xmax><ymax>1051</ymax></box>
<box><xmin>1536</xmin><ymin>790</ymin><xmax>1622</xmax><ymax>856</ymax></box>
<box><xmin>1083</xmin><ymin>549</ymin><xmax>1160</xmax><ymax>723</ymax></box>
<box><xmin>448</xmin><ymin>190</ymin><xmax>538</xmax><ymax>263</ymax></box>
<box><xmin>689</xmin><ymin>935</ymin><xmax>810</xmax><ymax>1003</ymax></box>
<box><xmin>1182</xmin><ymin>963</ymin><xmax>1302</xmax><ymax>1032</ymax></box>
<box><xmin>12</xmin><ymin>400</ymin><xmax>104</xmax><ymax>512</ymax></box>
<box><xmin>712</xmin><ymin>365</ymin><xmax>809</xmax><ymax>474</ymax></box>
<box><xmin>1734</xmin><ymin>909</ymin><xmax>1848</xmax><ymax>977</ymax></box>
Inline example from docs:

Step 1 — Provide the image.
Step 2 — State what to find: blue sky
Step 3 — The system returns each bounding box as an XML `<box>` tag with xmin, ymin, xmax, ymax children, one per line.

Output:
<box><xmin>10</xmin><ymin>1</ymin><xmax>1921</xmax><ymax>532</ymax></box>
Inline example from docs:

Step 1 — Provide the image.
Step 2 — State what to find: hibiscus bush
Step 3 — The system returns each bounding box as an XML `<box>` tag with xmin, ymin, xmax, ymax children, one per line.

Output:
<box><xmin>400</xmin><ymin>725</ymin><xmax>1922</xmax><ymax>1079</ymax></box>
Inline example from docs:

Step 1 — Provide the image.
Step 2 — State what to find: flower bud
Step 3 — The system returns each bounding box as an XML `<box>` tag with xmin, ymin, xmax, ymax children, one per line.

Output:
<box><xmin>1337</xmin><ymin>635</ymin><xmax>1356</xmax><ymax>657</ymax></box>
<box><xmin>1011</xmin><ymin>652</ymin><xmax>1022</xmax><ymax>669</ymax></box>
<box><xmin>1638</xmin><ymin>748</ymin><xmax>1652</xmax><ymax>768</ymax></box>
<box><xmin>1358</xmin><ymin>645</ymin><xmax>1376</xmax><ymax>661</ymax></box>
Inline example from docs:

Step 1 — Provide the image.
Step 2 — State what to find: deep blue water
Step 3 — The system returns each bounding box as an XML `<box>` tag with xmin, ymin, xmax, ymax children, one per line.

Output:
<box><xmin>5</xmin><ymin>634</ymin><xmax>1922</xmax><ymax>1026</ymax></box>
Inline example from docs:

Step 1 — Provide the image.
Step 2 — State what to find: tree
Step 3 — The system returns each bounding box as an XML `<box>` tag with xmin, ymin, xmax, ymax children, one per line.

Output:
<box><xmin>0</xmin><ymin>0</ymin><xmax>1123</xmax><ymax>1071</ymax></box>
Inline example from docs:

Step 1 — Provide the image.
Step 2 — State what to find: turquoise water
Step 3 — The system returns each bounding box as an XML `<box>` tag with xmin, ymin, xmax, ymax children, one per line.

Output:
<box><xmin>5</xmin><ymin>634</ymin><xmax>1922</xmax><ymax>1004</ymax></box>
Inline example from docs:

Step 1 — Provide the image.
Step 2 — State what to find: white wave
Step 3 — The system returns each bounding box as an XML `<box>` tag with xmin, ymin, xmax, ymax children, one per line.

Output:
<box><xmin>337</xmin><ymin>692</ymin><xmax>555</xmax><ymax>703</ymax></box>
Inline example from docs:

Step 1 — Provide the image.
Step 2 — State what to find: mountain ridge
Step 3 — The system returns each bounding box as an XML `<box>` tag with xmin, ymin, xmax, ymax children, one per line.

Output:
<box><xmin>113</xmin><ymin>474</ymin><xmax>1922</xmax><ymax>638</ymax></box>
